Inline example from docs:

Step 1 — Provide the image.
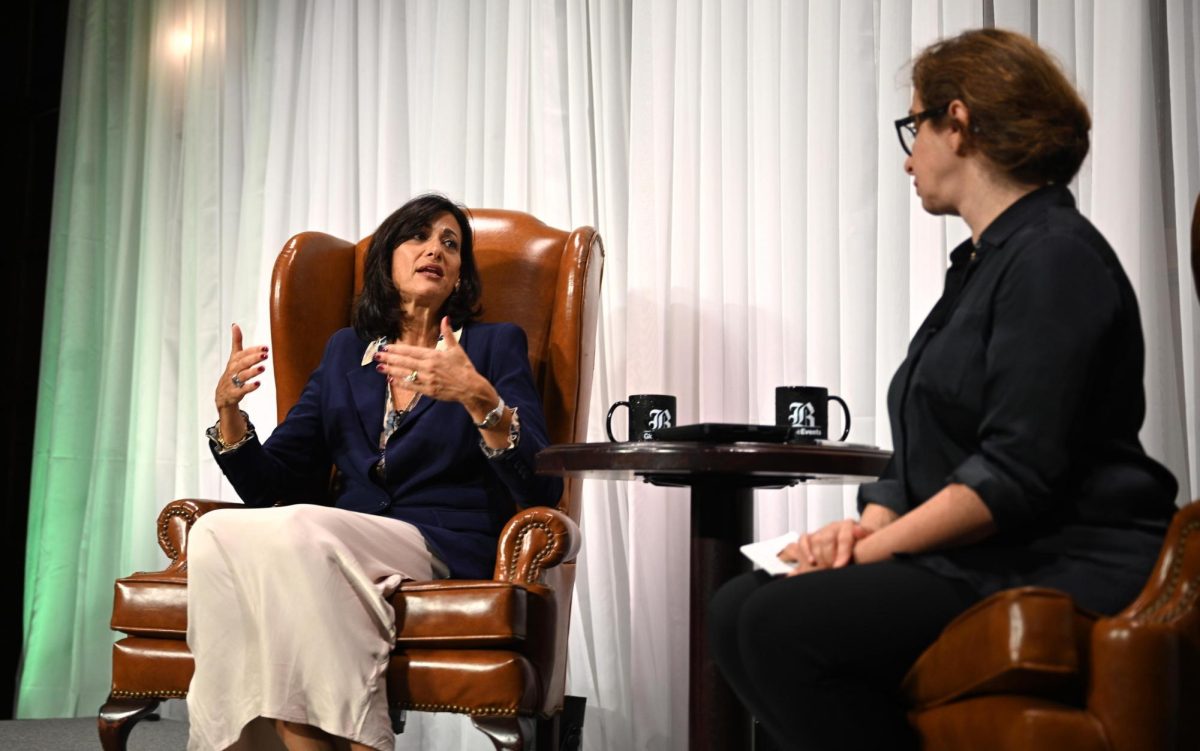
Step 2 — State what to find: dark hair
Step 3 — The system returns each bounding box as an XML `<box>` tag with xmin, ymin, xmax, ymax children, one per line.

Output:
<box><xmin>352</xmin><ymin>194</ymin><xmax>482</xmax><ymax>341</ymax></box>
<box><xmin>912</xmin><ymin>28</ymin><xmax>1091</xmax><ymax>185</ymax></box>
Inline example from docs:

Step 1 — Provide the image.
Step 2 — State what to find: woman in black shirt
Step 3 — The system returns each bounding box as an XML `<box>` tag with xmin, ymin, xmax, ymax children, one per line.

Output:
<box><xmin>708</xmin><ymin>28</ymin><xmax>1177</xmax><ymax>751</ymax></box>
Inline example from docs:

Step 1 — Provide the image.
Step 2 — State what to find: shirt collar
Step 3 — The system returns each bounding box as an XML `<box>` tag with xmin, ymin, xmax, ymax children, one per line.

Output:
<box><xmin>976</xmin><ymin>183</ymin><xmax>1074</xmax><ymax>252</ymax></box>
<box><xmin>359</xmin><ymin>325</ymin><xmax>463</xmax><ymax>366</ymax></box>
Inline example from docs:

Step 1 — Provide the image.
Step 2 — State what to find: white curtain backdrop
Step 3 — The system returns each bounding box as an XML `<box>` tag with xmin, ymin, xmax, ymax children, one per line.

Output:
<box><xmin>21</xmin><ymin>1</ymin><xmax>1199</xmax><ymax>749</ymax></box>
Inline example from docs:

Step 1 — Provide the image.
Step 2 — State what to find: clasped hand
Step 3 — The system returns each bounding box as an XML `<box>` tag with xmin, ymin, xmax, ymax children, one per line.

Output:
<box><xmin>778</xmin><ymin>520</ymin><xmax>873</xmax><ymax>576</ymax></box>
<box><xmin>372</xmin><ymin>316</ymin><xmax>490</xmax><ymax>409</ymax></box>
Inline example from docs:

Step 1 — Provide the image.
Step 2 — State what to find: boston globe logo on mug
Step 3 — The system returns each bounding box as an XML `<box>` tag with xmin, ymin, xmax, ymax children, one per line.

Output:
<box><xmin>606</xmin><ymin>394</ymin><xmax>677</xmax><ymax>442</ymax></box>
<box><xmin>776</xmin><ymin>386</ymin><xmax>851</xmax><ymax>442</ymax></box>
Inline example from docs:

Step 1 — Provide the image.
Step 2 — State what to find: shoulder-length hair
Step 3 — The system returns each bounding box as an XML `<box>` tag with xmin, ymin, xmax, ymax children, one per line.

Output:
<box><xmin>352</xmin><ymin>194</ymin><xmax>482</xmax><ymax>341</ymax></box>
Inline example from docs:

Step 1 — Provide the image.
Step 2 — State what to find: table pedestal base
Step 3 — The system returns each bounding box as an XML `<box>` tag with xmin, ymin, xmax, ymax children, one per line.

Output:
<box><xmin>536</xmin><ymin>441</ymin><xmax>890</xmax><ymax>750</ymax></box>
<box><xmin>689</xmin><ymin>484</ymin><xmax>754</xmax><ymax>751</ymax></box>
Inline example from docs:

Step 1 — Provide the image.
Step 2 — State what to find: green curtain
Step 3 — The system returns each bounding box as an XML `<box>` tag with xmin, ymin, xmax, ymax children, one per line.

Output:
<box><xmin>19</xmin><ymin>0</ymin><xmax>263</xmax><ymax>716</ymax></box>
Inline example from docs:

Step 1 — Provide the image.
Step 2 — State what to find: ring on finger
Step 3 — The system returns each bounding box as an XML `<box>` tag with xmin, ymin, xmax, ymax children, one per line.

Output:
<box><xmin>404</xmin><ymin>370</ymin><xmax>419</xmax><ymax>383</ymax></box>
<box><xmin>232</xmin><ymin>373</ymin><xmax>245</xmax><ymax>388</ymax></box>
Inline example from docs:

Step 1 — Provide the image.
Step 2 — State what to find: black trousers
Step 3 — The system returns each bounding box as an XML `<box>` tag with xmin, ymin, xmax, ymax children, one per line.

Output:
<box><xmin>708</xmin><ymin>561</ymin><xmax>981</xmax><ymax>751</ymax></box>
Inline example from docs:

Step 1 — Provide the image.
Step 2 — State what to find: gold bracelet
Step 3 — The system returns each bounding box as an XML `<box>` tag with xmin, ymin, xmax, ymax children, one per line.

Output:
<box><xmin>206</xmin><ymin>410</ymin><xmax>255</xmax><ymax>453</ymax></box>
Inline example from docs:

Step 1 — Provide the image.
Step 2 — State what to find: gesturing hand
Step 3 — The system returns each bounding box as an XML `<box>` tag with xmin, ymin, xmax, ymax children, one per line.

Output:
<box><xmin>373</xmin><ymin>317</ymin><xmax>496</xmax><ymax>415</ymax></box>
<box><xmin>779</xmin><ymin>519</ymin><xmax>873</xmax><ymax>577</ymax></box>
<box><xmin>215</xmin><ymin>323</ymin><xmax>269</xmax><ymax>410</ymax></box>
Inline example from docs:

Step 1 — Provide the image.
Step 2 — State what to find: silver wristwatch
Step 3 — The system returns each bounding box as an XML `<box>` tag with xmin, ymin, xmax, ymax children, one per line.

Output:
<box><xmin>475</xmin><ymin>395</ymin><xmax>506</xmax><ymax>429</ymax></box>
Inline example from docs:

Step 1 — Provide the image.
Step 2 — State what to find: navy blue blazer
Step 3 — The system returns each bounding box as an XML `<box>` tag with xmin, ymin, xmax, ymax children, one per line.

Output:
<box><xmin>212</xmin><ymin>322</ymin><xmax>563</xmax><ymax>579</ymax></box>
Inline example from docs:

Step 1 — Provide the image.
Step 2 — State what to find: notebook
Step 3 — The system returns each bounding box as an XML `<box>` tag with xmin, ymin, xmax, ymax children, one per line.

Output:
<box><xmin>741</xmin><ymin>532</ymin><xmax>800</xmax><ymax>575</ymax></box>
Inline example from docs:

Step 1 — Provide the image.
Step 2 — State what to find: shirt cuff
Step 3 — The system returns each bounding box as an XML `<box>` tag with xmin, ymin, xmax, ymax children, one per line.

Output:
<box><xmin>856</xmin><ymin>479</ymin><xmax>908</xmax><ymax>517</ymax></box>
<box><xmin>479</xmin><ymin>406</ymin><xmax>521</xmax><ymax>459</ymax></box>
<box><xmin>206</xmin><ymin>411</ymin><xmax>256</xmax><ymax>455</ymax></box>
<box><xmin>946</xmin><ymin>453</ymin><xmax>1029</xmax><ymax>531</ymax></box>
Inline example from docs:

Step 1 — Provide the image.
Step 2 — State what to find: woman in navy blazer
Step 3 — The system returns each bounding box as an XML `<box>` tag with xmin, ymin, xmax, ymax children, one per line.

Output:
<box><xmin>185</xmin><ymin>195</ymin><xmax>561</xmax><ymax>751</ymax></box>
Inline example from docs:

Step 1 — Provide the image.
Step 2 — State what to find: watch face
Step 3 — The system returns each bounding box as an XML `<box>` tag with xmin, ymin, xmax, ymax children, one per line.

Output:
<box><xmin>478</xmin><ymin>397</ymin><xmax>505</xmax><ymax>428</ymax></box>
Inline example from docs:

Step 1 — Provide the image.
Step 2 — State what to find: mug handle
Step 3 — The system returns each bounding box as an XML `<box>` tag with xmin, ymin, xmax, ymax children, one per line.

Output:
<box><xmin>828</xmin><ymin>395</ymin><xmax>851</xmax><ymax>441</ymax></box>
<box><xmin>606</xmin><ymin>401</ymin><xmax>630</xmax><ymax>442</ymax></box>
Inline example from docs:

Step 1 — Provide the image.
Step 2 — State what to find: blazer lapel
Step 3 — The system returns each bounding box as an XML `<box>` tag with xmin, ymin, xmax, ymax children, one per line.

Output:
<box><xmin>347</xmin><ymin>363</ymin><xmax>387</xmax><ymax>446</ymax></box>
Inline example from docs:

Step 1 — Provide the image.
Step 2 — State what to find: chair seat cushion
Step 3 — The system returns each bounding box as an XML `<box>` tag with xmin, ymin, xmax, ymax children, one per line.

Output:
<box><xmin>387</xmin><ymin>649</ymin><xmax>540</xmax><ymax>716</ymax></box>
<box><xmin>112</xmin><ymin>572</ymin><xmax>555</xmax><ymax>650</ymax></box>
<box><xmin>110</xmin><ymin>637</ymin><xmax>194</xmax><ymax>698</ymax></box>
<box><xmin>903</xmin><ymin>587</ymin><xmax>1096</xmax><ymax>709</ymax></box>
<box><xmin>394</xmin><ymin>580</ymin><xmax>554</xmax><ymax>648</ymax></box>
<box><xmin>111</xmin><ymin>570</ymin><xmax>189</xmax><ymax>638</ymax></box>
<box><xmin>910</xmin><ymin>695</ymin><xmax>1110</xmax><ymax>751</ymax></box>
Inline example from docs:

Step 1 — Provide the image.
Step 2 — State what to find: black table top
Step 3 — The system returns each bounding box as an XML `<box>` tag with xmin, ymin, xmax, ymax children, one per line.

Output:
<box><xmin>537</xmin><ymin>440</ymin><xmax>891</xmax><ymax>489</ymax></box>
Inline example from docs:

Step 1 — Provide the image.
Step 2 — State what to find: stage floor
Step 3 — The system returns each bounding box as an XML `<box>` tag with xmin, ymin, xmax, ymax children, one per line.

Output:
<box><xmin>0</xmin><ymin>715</ymin><xmax>187</xmax><ymax>750</ymax></box>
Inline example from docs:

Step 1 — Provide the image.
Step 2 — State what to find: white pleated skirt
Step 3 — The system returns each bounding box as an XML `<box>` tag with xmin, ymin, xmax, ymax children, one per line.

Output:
<box><xmin>185</xmin><ymin>504</ymin><xmax>444</xmax><ymax>751</ymax></box>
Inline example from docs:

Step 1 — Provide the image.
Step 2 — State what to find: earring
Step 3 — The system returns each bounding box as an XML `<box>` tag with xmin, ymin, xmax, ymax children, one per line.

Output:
<box><xmin>454</xmin><ymin>280</ymin><xmax>461</xmax><ymax>291</ymax></box>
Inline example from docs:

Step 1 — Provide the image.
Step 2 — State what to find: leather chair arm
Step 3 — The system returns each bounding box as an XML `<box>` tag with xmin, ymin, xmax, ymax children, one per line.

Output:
<box><xmin>1086</xmin><ymin>617</ymin><xmax>1177</xmax><ymax>751</ymax></box>
<box><xmin>157</xmin><ymin>499</ymin><xmax>242</xmax><ymax>566</ymax></box>
<box><xmin>902</xmin><ymin>587</ymin><xmax>1095</xmax><ymax>709</ymax></box>
<box><xmin>493</xmin><ymin>506</ymin><xmax>581</xmax><ymax>584</ymax></box>
<box><xmin>1084</xmin><ymin>500</ymin><xmax>1200</xmax><ymax>751</ymax></box>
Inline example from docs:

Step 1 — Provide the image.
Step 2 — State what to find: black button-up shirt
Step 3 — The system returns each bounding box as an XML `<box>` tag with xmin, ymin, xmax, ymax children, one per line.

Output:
<box><xmin>857</xmin><ymin>185</ymin><xmax>1177</xmax><ymax>613</ymax></box>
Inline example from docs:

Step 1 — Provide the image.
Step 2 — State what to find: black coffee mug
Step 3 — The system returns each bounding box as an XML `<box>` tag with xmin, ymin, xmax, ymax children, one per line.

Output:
<box><xmin>606</xmin><ymin>394</ymin><xmax>677</xmax><ymax>442</ymax></box>
<box><xmin>775</xmin><ymin>386</ymin><xmax>851</xmax><ymax>441</ymax></box>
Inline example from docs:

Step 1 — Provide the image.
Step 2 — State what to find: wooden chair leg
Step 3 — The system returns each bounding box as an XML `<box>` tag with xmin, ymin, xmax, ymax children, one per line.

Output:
<box><xmin>98</xmin><ymin>696</ymin><xmax>161</xmax><ymax>751</ymax></box>
<box><xmin>471</xmin><ymin>715</ymin><xmax>536</xmax><ymax>750</ymax></box>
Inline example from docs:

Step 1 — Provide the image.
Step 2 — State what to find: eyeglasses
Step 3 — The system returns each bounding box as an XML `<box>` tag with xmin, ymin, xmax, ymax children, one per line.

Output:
<box><xmin>894</xmin><ymin>105</ymin><xmax>948</xmax><ymax>156</ymax></box>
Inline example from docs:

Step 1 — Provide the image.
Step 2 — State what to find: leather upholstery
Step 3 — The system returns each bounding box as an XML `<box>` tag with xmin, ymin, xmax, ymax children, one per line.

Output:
<box><xmin>102</xmin><ymin>210</ymin><xmax>603</xmax><ymax>748</ymax></box>
<box><xmin>903</xmin><ymin>588</ymin><xmax>1095</xmax><ymax>709</ymax></box>
<box><xmin>385</xmin><ymin>650</ymin><xmax>540</xmax><ymax>716</ymax></box>
<box><xmin>905</xmin><ymin>500</ymin><xmax>1200</xmax><ymax>750</ymax></box>
<box><xmin>109</xmin><ymin>639</ymin><xmax>193</xmax><ymax>699</ymax></box>
<box><xmin>911</xmin><ymin>696</ymin><xmax>1109</xmax><ymax>751</ymax></box>
<box><xmin>111</xmin><ymin>573</ymin><xmax>188</xmax><ymax>639</ymax></box>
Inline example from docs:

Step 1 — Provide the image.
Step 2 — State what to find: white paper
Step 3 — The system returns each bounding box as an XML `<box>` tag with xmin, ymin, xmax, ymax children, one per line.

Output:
<box><xmin>740</xmin><ymin>531</ymin><xmax>799</xmax><ymax>576</ymax></box>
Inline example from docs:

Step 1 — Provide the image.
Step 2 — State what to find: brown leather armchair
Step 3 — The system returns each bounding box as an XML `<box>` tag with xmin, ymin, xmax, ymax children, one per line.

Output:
<box><xmin>904</xmin><ymin>500</ymin><xmax>1200</xmax><ymax>750</ymax></box>
<box><xmin>904</xmin><ymin>192</ymin><xmax>1200</xmax><ymax>750</ymax></box>
<box><xmin>98</xmin><ymin>210</ymin><xmax>604</xmax><ymax>751</ymax></box>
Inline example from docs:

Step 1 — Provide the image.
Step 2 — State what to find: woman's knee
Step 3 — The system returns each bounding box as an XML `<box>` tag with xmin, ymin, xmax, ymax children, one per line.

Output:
<box><xmin>708</xmin><ymin>571</ymin><xmax>772</xmax><ymax>665</ymax></box>
<box><xmin>187</xmin><ymin>510</ymin><xmax>236</xmax><ymax>570</ymax></box>
<box><xmin>234</xmin><ymin>504</ymin><xmax>336</xmax><ymax>556</ymax></box>
<box><xmin>733</xmin><ymin>574</ymin><xmax>854</xmax><ymax>683</ymax></box>
<box><xmin>189</xmin><ymin>506</ymin><xmax>321</xmax><ymax>567</ymax></box>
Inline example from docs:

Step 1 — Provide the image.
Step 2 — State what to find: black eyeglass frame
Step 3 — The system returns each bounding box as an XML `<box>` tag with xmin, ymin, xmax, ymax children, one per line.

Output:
<box><xmin>894</xmin><ymin>105</ymin><xmax>949</xmax><ymax>156</ymax></box>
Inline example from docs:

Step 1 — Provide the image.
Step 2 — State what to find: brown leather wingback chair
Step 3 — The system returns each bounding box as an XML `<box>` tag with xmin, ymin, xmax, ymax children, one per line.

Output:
<box><xmin>99</xmin><ymin>210</ymin><xmax>604</xmax><ymax>751</ymax></box>
<box><xmin>902</xmin><ymin>193</ymin><xmax>1200</xmax><ymax>750</ymax></box>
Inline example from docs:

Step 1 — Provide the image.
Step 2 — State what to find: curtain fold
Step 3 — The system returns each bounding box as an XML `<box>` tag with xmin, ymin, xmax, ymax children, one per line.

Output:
<box><xmin>22</xmin><ymin>1</ymin><xmax>1199</xmax><ymax>748</ymax></box>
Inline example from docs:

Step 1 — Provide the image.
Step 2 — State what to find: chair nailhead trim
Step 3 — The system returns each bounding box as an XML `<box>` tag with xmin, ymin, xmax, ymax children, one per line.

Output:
<box><xmin>1137</xmin><ymin>520</ymin><xmax>1200</xmax><ymax>625</ymax></box>
<box><xmin>399</xmin><ymin>702</ymin><xmax>519</xmax><ymax>716</ymax></box>
<box><xmin>112</xmin><ymin>689</ymin><xmax>188</xmax><ymax>699</ymax></box>
<box><xmin>110</xmin><ymin>693</ymin><xmax>537</xmax><ymax>714</ymax></box>
<box><xmin>157</xmin><ymin>507</ymin><xmax>200</xmax><ymax>561</ymax></box>
<box><xmin>508</xmin><ymin>520</ymin><xmax>558</xmax><ymax>582</ymax></box>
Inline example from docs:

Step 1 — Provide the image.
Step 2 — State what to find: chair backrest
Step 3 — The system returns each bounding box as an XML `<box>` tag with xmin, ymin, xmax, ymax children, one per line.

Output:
<box><xmin>269</xmin><ymin>209</ymin><xmax>604</xmax><ymax>519</ymax></box>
